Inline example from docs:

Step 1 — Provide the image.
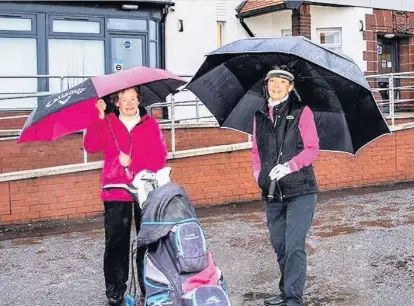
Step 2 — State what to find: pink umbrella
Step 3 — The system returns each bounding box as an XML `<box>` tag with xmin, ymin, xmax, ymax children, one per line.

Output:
<box><xmin>18</xmin><ymin>66</ymin><xmax>185</xmax><ymax>143</ymax></box>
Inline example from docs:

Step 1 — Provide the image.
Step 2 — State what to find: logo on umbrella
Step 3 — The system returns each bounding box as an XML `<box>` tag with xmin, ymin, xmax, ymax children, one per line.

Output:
<box><xmin>45</xmin><ymin>87</ymin><xmax>87</xmax><ymax>108</ymax></box>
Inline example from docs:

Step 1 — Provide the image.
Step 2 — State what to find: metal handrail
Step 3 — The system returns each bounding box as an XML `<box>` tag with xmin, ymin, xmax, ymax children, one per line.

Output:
<box><xmin>0</xmin><ymin>74</ymin><xmax>218</xmax><ymax>161</ymax></box>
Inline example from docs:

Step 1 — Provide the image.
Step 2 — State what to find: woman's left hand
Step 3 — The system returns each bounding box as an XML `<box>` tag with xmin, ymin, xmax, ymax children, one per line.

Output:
<box><xmin>119</xmin><ymin>152</ymin><xmax>131</xmax><ymax>167</ymax></box>
<box><xmin>269</xmin><ymin>163</ymin><xmax>291</xmax><ymax>181</ymax></box>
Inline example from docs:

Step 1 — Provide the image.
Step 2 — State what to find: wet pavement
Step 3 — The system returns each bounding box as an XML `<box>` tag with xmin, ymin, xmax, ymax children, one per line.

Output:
<box><xmin>1</xmin><ymin>183</ymin><xmax>414</xmax><ymax>305</ymax></box>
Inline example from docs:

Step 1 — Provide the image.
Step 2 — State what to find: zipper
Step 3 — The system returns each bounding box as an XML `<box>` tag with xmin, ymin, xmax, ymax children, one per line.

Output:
<box><xmin>276</xmin><ymin>151</ymin><xmax>284</xmax><ymax>202</ymax></box>
<box><xmin>147</xmin><ymin>253</ymin><xmax>183</xmax><ymax>306</ymax></box>
<box><xmin>147</xmin><ymin>253</ymin><xmax>175</xmax><ymax>291</ymax></box>
<box><xmin>271</xmin><ymin>110</ymin><xmax>284</xmax><ymax>201</ymax></box>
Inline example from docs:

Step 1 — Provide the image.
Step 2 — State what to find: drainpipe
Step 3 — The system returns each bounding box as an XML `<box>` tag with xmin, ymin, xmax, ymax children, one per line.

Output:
<box><xmin>239</xmin><ymin>17</ymin><xmax>255</xmax><ymax>37</ymax></box>
<box><xmin>160</xmin><ymin>4</ymin><xmax>171</xmax><ymax>119</ymax></box>
<box><xmin>160</xmin><ymin>5</ymin><xmax>170</xmax><ymax>69</ymax></box>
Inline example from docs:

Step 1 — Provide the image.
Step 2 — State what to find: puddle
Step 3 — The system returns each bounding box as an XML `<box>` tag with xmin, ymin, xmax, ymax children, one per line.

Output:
<box><xmin>229</xmin><ymin>237</ymin><xmax>269</xmax><ymax>249</ymax></box>
<box><xmin>358</xmin><ymin>220</ymin><xmax>395</xmax><ymax>228</ymax></box>
<box><xmin>379</xmin><ymin>206</ymin><xmax>400</xmax><ymax>212</ymax></box>
<box><xmin>314</xmin><ymin>226</ymin><xmax>363</xmax><ymax>238</ymax></box>
<box><xmin>36</xmin><ymin>248</ymin><xmax>47</xmax><ymax>255</ymax></box>
<box><xmin>242</xmin><ymin>292</ymin><xmax>273</xmax><ymax>301</ymax></box>
<box><xmin>11</xmin><ymin>238</ymin><xmax>42</xmax><ymax>246</ymax></box>
<box><xmin>371</xmin><ymin>254</ymin><xmax>414</xmax><ymax>284</ymax></box>
<box><xmin>82</xmin><ymin>230</ymin><xmax>103</xmax><ymax>238</ymax></box>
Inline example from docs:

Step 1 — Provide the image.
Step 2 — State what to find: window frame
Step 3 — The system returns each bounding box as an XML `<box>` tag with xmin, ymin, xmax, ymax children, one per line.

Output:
<box><xmin>0</xmin><ymin>13</ymin><xmax>37</xmax><ymax>35</ymax></box>
<box><xmin>216</xmin><ymin>21</ymin><xmax>225</xmax><ymax>48</ymax></box>
<box><xmin>106</xmin><ymin>17</ymin><xmax>148</xmax><ymax>33</ymax></box>
<box><xmin>48</xmin><ymin>15</ymin><xmax>104</xmax><ymax>38</ymax></box>
<box><xmin>281</xmin><ymin>29</ymin><xmax>292</xmax><ymax>37</ymax></box>
<box><xmin>316</xmin><ymin>27</ymin><xmax>342</xmax><ymax>51</ymax></box>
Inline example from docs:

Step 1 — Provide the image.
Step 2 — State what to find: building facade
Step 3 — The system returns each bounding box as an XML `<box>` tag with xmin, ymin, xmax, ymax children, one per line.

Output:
<box><xmin>0</xmin><ymin>1</ymin><xmax>172</xmax><ymax>110</ymax></box>
<box><xmin>1</xmin><ymin>0</ymin><xmax>414</xmax><ymax>116</ymax></box>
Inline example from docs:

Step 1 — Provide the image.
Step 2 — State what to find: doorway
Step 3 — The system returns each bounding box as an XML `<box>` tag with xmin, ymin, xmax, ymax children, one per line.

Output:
<box><xmin>109</xmin><ymin>35</ymin><xmax>146</xmax><ymax>73</ymax></box>
<box><xmin>376</xmin><ymin>36</ymin><xmax>400</xmax><ymax>107</ymax></box>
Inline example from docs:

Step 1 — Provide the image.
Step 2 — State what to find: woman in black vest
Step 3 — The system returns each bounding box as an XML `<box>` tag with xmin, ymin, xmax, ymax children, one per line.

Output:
<box><xmin>252</xmin><ymin>67</ymin><xmax>319</xmax><ymax>306</ymax></box>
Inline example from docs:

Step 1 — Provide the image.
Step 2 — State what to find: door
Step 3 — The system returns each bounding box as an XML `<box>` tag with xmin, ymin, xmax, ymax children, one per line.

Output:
<box><xmin>110</xmin><ymin>35</ymin><xmax>146</xmax><ymax>73</ymax></box>
<box><xmin>377</xmin><ymin>36</ymin><xmax>400</xmax><ymax>106</ymax></box>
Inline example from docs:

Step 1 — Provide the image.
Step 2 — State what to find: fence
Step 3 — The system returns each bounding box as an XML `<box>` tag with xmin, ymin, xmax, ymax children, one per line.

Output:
<box><xmin>366</xmin><ymin>71</ymin><xmax>414</xmax><ymax>126</ymax></box>
<box><xmin>0</xmin><ymin>74</ymin><xmax>216</xmax><ymax>156</ymax></box>
<box><xmin>1</xmin><ymin>71</ymin><xmax>413</xmax><ymax>165</ymax></box>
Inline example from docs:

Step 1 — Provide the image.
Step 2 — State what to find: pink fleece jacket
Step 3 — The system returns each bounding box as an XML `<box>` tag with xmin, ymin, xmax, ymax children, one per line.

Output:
<box><xmin>252</xmin><ymin>105</ymin><xmax>319</xmax><ymax>182</ymax></box>
<box><xmin>84</xmin><ymin>112</ymin><xmax>167</xmax><ymax>201</ymax></box>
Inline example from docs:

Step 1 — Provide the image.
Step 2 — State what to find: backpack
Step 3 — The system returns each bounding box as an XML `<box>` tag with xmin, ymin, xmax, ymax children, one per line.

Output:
<box><xmin>143</xmin><ymin>217</ymin><xmax>232</xmax><ymax>306</ymax></box>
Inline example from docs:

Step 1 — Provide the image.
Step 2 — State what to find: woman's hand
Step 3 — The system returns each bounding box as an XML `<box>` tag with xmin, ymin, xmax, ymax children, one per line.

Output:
<box><xmin>119</xmin><ymin>152</ymin><xmax>131</xmax><ymax>168</ymax></box>
<box><xmin>269</xmin><ymin>163</ymin><xmax>292</xmax><ymax>181</ymax></box>
<box><xmin>96</xmin><ymin>99</ymin><xmax>106</xmax><ymax>119</ymax></box>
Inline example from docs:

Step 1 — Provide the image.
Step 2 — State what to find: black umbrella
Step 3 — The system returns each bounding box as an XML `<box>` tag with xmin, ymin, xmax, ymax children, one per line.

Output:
<box><xmin>186</xmin><ymin>36</ymin><xmax>391</xmax><ymax>154</ymax></box>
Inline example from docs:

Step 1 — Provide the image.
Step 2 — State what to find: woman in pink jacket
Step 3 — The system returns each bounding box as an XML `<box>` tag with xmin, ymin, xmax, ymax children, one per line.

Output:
<box><xmin>84</xmin><ymin>87</ymin><xmax>167</xmax><ymax>305</ymax></box>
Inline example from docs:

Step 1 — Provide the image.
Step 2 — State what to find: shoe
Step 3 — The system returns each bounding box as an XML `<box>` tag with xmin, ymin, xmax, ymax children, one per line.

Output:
<box><xmin>264</xmin><ymin>294</ymin><xmax>286</xmax><ymax>305</ymax></box>
<box><xmin>108</xmin><ymin>293</ymin><xmax>124</xmax><ymax>305</ymax></box>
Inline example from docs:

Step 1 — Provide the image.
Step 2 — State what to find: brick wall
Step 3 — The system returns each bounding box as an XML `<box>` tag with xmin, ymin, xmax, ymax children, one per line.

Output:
<box><xmin>292</xmin><ymin>4</ymin><xmax>311</xmax><ymax>39</ymax></box>
<box><xmin>364</xmin><ymin>9</ymin><xmax>414</xmax><ymax>108</ymax></box>
<box><xmin>2</xmin><ymin>127</ymin><xmax>414</xmax><ymax>225</ymax></box>
<box><xmin>0</xmin><ymin>150</ymin><xmax>260</xmax><ymax>224</ymax></box>
<box><xmin>0</xmin><ymin>111</ymin><xmax>30</xmax><ymax>130</ymax></box>
<box><xmin>0</xmin><ymin>127</ymin><xmax>248</xmax><ymax>173</ymax></box>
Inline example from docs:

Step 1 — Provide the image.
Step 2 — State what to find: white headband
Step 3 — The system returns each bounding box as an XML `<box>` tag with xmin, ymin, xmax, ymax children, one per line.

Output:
<box><xmin>265</xmin><ymin>69</ymin><xmax>295</xmax><ymax>82</ymax></box>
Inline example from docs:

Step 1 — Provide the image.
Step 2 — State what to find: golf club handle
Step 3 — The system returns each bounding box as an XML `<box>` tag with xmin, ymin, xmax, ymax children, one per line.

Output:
<box><xmin>267</xmin><ymin>179</ymin><xmax>277</xmax><ymax>200</ymax></box>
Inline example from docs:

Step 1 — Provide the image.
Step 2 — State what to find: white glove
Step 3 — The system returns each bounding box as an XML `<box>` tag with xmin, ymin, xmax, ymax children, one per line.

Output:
<box><xmin>133</xmin><ymin>170</ymin><xmax>155</xmax><ymax>208</ymax></box>
<box><xmin>155</xmin><ymin>167</ymin><xmax>172</xmax><ymax>187</ymax></box>
<box><xmin>269</xmin><ymin>163</ymin><xmax>292</xmax><ymax>181</ymax></box>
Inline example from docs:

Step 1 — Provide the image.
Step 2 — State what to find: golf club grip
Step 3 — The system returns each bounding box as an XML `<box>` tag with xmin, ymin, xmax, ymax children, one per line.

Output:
<box><xmin>268</xmin><ymin>180</ymin><xmax>277</xmax><ymax>200</ymax></box>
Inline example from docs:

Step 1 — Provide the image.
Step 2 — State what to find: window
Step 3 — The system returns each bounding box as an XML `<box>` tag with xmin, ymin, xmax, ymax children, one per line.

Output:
<box><xmin>48</xmin><ymin>39</ymin><xmax>104</xmax><ymax>92</ymax></box>
<box><xmin>149</xmin><ymin>20</ymin><xmax>159</xmax><ymax>68</ymax></box>
<box><xmin>281</xmin><ymin>29</ymin><xmax>292</xmax><ymax>37</ymax></box>
<box><xmin>52</xmin><ymin>20</ymin><xmax>100</xmax><ymax>34</ymax></box>
<box><xmin>317</xmin><ymin>28</ymin><xmax>342</xmax><ymax>52</ymax></box>
<box><xmin>110</xmin><ymin>37</ymin><xmax>144</xmax><ymax>72</ymax></box>
<box><xmin>216</xmin><ymin>21</ymin><xmax>225</xmax><ymax>48</ymax></box>
<box><xmin>0</xmin><ymin>17</ymin><xmax>32</xmax><ymax>31</ymax></box>
<box><xmin>0</xmin><ymin>38</ymin><xmax>38</xmax><ymax>109</ymax></box>
<box><xmin>107</xmin><ymin>18</ymin><xmax>147</xmax><ymax>32</ymax></box>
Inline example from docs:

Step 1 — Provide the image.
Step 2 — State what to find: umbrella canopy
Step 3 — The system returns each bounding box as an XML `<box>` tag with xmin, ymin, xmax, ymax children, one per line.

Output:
<box><xmin>186</xmin><ymin>36</ymin><xmax>391</xmax><ymax>154</ymax></box>
<box><xmin>18</xmin><ymin>66</ymin><xmax>185</xmax><ymax>143</ymax></box>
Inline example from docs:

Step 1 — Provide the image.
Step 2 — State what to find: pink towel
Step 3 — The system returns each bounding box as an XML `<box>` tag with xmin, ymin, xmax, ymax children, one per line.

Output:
<box><xmin>182</xmin><ymin>252</ymin><xmax>218</xmax><ymax>293</ymax></box>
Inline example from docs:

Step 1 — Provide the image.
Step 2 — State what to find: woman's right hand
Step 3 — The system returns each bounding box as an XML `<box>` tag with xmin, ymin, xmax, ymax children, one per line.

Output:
<box><xmin>96</xmin><ymin>99</ymin><xmax>106</xmax><ymax>119</ymax></box>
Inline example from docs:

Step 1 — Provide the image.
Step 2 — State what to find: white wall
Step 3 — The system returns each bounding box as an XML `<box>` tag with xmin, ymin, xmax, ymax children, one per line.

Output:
<box><xmin>308</xmin><ymin>0</ymin><xmax>414</xmax><ymax>11</ymax></box>
<box><xmin>242</xmin><ymin>6</ymin><xmax>373</xmax><ymax>71</ymax></box>
<box><xmin>165</xmin><ymin>0</ymin><xmax>248</xmax><ymax>122</ymax></box>
<box><xmin>165</xmin><ymin>0</ymin><xmax>247</xmax><ymax>77</ymax></box>
<box><xmin>163</xmin><ymin>2</ymin><xmax>375</xmax><ymax>121</ymax></box>
<box><xmin>310</xmin><ymin>6</ymin><xmax>373</xmax><ymax>71</ymax></box>
<box><xmin>244</xmin><ymin>10</ymin><xmax>292</xmax><ymax>37</ymax></box>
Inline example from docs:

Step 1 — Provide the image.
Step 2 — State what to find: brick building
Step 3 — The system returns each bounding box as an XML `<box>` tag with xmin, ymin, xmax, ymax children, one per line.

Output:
<box><xmin>235</xmin><ymin>0</ymin><xmax>414</xmax><ymax>108</ymax></box>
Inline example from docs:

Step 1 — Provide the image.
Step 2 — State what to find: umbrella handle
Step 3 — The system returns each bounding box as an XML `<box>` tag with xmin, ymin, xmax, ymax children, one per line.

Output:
<box><xmin>104</xmin><ymin>115</ymin><xmax>121</xmax><ymax>153</ymax></box>
<box><xmin>267</xmin><ymin>180</ymin><xmax>277</xmax><ymax>201</ymax></box>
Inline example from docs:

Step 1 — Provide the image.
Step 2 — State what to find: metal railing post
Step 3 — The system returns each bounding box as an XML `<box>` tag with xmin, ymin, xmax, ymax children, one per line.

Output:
<box><xmin>60</xmin><ymin>76</ymin><xmax>65</xmax><ymax>91</ymax></box>
<box><xmin>171</xmin><ymin>94</ymin><xmax>176</xmax><ymax>152</ymax></box>
<box><xmin>389</xmin><ymin>75</ymin><xmax>395</xmax><ymax>126</ymax></box>
<box><xmin>195</xmin><ymin>99</ymin><xmax>200</xmax><ymax>123</ymax></box>
<box><xmin>82</xmin><ymin>130</ymin><xmax>88</xmax><ymax>163</ymax></box>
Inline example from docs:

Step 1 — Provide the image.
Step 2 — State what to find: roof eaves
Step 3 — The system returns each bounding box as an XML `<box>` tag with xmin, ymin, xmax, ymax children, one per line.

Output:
<box><xmin>236</xmin><ymin>0</ymin><xmax>303</xmax><ymax>18</ymax></box>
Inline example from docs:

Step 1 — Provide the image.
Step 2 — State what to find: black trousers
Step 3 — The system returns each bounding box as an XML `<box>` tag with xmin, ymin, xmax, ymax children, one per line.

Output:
<box><xmin>103</xmin><ymin>201</ymin><xmax>147</xmax><ymax>299</ymax></box>
<box><xmin>265</xmin><ymin>193</ymin><xmax>317</xmax><ymax>306</ymax></box>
